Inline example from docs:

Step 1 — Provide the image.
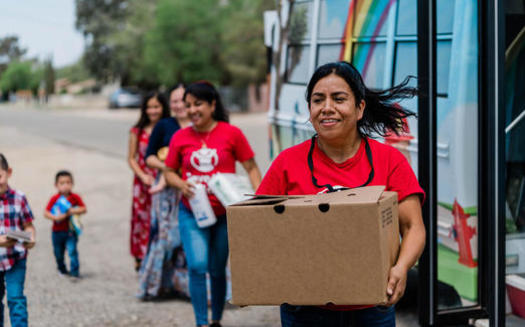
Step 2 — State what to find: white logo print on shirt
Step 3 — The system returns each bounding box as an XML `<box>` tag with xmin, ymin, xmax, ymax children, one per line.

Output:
<box><xmin>190</xmin><ymin>147</ymin><xmax>219</xmax><ymax>173</ymax></box>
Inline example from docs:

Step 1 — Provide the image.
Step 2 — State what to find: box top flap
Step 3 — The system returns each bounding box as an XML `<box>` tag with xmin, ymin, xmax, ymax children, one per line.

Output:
<box><xmin>286</xmin><ymin>185</ymin><xmax>386</xmax><ymax>205</ymax></box>
<box><xmin>229</xmin><ymin>186</ymin><xmax>387</xmax><ymax>207</ymax></box>
<box><xmin>348</xmin><ymin>185</ymin><xmax>387</xmax><ymax>203</ymax></box>
<box><xmin>229</xmin><ymin>195</ymin><xmax>302</xmax><ymax>207</ymax></box>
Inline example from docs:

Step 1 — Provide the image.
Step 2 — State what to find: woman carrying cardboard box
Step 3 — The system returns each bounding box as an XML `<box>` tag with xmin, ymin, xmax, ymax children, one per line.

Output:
<box><xmin>257</xmin><ymin>61</ymin><xmax>426</xmax><ymax>326</ymax></box>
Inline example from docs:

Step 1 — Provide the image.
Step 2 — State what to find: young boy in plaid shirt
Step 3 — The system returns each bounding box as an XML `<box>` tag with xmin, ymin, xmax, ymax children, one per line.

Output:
<box><xmin>0</xmin><ymin>153</ymin><xmax>36</xmax><ymax>327</ymax></box>
<box><xmin>44</xmin><ymin>170</ymin><xmax>86</xmax><ymax>278</ymax></box>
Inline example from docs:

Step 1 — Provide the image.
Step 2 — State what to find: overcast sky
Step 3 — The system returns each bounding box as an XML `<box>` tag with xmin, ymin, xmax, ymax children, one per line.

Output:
<box><xmin>0</xmin><ymin>0</ymin><xmax>85</xmax><ymax>68</ymax></box>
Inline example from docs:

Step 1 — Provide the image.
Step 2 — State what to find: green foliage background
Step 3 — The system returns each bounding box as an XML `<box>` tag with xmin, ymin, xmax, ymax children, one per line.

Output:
<box><xmin>0</xmin><ymin>0</ymin><xmax>274</xmax><ymax>96</ymax></box>
<box><xmin>75</xmin><ymin>0</ymin><xmax>274</xmax><ymax>88</ymax></box>
<box><xmin>0</xmin><ymin>61</ymin><xmax>41</xmax><ymax>95</ymax></box>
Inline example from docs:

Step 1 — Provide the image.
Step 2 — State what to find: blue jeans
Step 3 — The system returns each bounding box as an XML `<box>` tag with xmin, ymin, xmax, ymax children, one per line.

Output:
<box><xmin>52</xmin><ymin>231</ymin><xmax>79</xmax><ymax>277</ymax></box>
<box><xmin>179</xmin><ymin>203</ymin><xmax>229</xmax><ymax>326</ymax></box>
<box><xmin>280</xmin><ymin>304</ymin><xmax>396</xmax><ymax>327</ymax></box>
<box><xmin>0</xmin><ymin>258</ymin><xmax>28</xmax><ymax>327</ymax></box>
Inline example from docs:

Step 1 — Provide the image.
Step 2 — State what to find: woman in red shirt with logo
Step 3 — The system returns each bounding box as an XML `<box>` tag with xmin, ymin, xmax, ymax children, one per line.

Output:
<box><xmin>256</xmin><ymin>61</ymin><xmax>426</xmax><ymax>326</ymax></box>
<box><xmin>165</xmin><ymin>81</ymin><xmax>261</xmax><ymax>327</ymax></box>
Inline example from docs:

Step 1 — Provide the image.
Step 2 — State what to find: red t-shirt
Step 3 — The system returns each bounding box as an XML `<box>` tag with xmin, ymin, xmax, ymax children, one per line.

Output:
<box><xmin>165</xmin><ymin>122</ymin><xmax>255</xmax><ymax>216</ymax></box>
<box><xmin>46</xmin><ymin>193</ymin><xmax>85</xmax><ymax>232</ymax></box>
<box><xmin>256</xmin><ymin>137</ymin><xmax>425</xmax><ymax>310</ymax></box>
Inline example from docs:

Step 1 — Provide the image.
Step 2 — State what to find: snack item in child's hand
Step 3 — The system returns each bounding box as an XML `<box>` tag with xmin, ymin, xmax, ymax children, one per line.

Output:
<box><xmin>51</xmin><ymin>195</ymin><xmax>72</xmax><ymax>216</ymax></box>
<box><xmin>69</xmin><ymin>214</ymin><xmax>83</xmax><ymax>236</ymax></box>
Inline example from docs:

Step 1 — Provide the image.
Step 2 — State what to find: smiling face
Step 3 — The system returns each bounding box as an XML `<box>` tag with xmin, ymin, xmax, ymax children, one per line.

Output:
<box><xmin>146</xmin><ymin>96</ymin><xmax>164</xmax><ymax>124</ymax></box>
<box><xmin>309</xmin><ymin>73</ymin><xmax>365</xmax><ymax>144</ymax></box>
<box><xmin>169</xmin><ymin>87</ymin><xmax>187</xmax><ymax>120</ymax></box>
<box><xmin>56</xmin><ymin>175</ymin><xmax>73</xmax><ymax>195</ymax></box>
<box><xmin>0</xmin><ymin>167</ymin><xmax>12</xmax><ymax>193</ymax></box>
<box><xmin>185</xmin><ymin>93</ymin><xmax>216</xmax><ymax>131</ymax></box>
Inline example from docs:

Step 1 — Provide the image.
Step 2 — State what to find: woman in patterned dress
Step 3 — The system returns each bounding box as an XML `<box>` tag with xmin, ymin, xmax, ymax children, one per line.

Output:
<box><xmin>137</xmin><ymin>84</ymin><xmax>192</xmax><ymax>299</ymax></box>
<box><xmin>127</xmin><ymin>92</ymin><xmax>170</xmax><ymax>270</ymax></box>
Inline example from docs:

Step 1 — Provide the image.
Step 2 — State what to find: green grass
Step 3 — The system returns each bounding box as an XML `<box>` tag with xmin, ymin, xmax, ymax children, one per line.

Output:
<box><xmin>438</xmin><ymin>202</ymin><xmax>478</xmax><ymax>216</ymax></box>
<box><xmin>437</xmin><ymin>244</ymin><xmax>478</xmax><ymax>301</ymax></box>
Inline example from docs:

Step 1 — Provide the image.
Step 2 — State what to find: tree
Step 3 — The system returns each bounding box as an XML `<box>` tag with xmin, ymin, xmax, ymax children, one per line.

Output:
<box><xmin>75</xmin><ymin>0</ymin><xmax>160</xmax><ymax>88</ymax></box>
<box><xmin>108</xmin><ymin>0</ymin><xmax>159</xmax><ymax>88</ymax></box>
<box><xmin>75</xmin><ymin>0</ymin><xmax>130</xmax><ymax>82</ymax></box>
<box><xmin>43</xmin><ymin>59</ymin><xmax>55</xmax><ymax>99</ymax></box>
<box><xmin>220</xmin><ymin>0</ymin><xmax>275</xmax><ymax>87</ymax></box>
<box><xmin>75</xmin><ymin>0</ymin><xmax>273</xmax><ymax>88</ymax></box>
<box><xmin>141</xmin><ymin>0</ymin><xmax>225</xmax><ymax>86</ymax></box>
<box><xmin>0</xmin><ymin>36</ymin><xmax>26</xmax><ymax>62</ymax></box>
<box><xmin>56</xmin><ymin>60</ymin><xmax>91</xmax><ymax>83</ymax></box>
<box><xmin>0</xmin><ymin>61</ymin><xmax>38</xmax><ymax>94</ymax></box>
<box><xmin>0</xmin><ymin>36</ymin><xmax>27</xmax><ymax>73</ymax></box>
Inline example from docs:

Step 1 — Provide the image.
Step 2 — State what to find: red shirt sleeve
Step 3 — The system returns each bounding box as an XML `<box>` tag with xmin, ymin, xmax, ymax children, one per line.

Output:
<box><xmin>46</xmin><ymin>194</ymin><xmax>60</xmax><ymax>211</ymax></box>
<box><xmin>231</xmin><ymin>126</ymin><xmax>254</xmax><ymax>163</ymax></box>
<box><xmin>256</xmin><ymin>152</ymin><xmax>288</xmax><ymax>195</ymax></box>
<box><xmin>70</xmin><ymin>194</ymin><xmax>86</xmax><ymax>208</ymax></box>
<box><xmin>165</xmin><ymin>130</ymin><xmax>182</xmax><ymax>171</ymax></box>
<box><xmin>387</xmin><ymin>149</ymin><xmax>426</xmax><ymax>203</ymax></box>
<box><xmin>20</xmin><ymin>194</ymin><xmax>34</xmax><ymax>224</ymax></box>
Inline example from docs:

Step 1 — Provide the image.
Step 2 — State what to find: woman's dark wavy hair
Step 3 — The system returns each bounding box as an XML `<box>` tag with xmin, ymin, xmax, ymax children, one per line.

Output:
<box><xmin>184</xmin><ymin>81</ymin><xmax>229</xmax><ymax>123</ymax></box>
<box><xmin>306</xmin><ymin>61</ymin><xmax>417</xmax><ymax>137</ymax></box>
<box><xmin>134</xmin><ymin>92</ymin><xmax>170</xmax><ymax>130</ymax></box>
<box><xmin>166</xmin><ymin>82</ymin><xmax>186</xmax><ymax>99</ymax></box>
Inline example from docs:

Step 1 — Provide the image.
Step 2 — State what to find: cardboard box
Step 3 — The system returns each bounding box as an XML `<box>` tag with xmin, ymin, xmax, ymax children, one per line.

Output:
<box><xmin>226</xmin><ymin>185</ymin><xmax>399</xmax><ymax>306</ymax></box>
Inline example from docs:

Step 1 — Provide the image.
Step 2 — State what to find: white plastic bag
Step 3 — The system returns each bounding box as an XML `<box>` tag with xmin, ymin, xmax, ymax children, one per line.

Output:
<box><xmin>208</xmin><ymin>173</ymin><xmax>254</xmax><ymax>207</ymax></box>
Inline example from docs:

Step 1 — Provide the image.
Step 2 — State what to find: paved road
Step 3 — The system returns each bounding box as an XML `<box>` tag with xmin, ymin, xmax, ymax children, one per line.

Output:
<box><xmin>0</xmin><ymin>105</ymin><xmax>422</xmax><ymax>327</ymax></box>
<box><xmin>0</xmin><ymin>106</ymin><xmax>271</xmax><ymax>172</ymax></box>
<box><xmin>0</xmin><ymin>105</ymin><xmax>277</xmax><ymax>327</ymax></box>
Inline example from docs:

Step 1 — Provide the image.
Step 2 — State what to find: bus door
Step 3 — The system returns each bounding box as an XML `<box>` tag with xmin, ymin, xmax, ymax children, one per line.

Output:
<box><xmin>417</xmin><ymin>0</ymin><xmax>507</xmax><ymax>325</ymax></box>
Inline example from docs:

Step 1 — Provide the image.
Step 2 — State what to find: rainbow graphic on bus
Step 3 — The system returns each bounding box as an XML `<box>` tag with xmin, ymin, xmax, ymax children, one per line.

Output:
<box><xmin>339</xmin><ymin>0</ymin><xmax>394</xmax><ymax>79</ymax></box>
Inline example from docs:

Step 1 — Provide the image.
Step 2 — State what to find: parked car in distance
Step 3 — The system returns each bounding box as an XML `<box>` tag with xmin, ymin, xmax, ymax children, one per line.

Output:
<box><xmin>109</xmin><ymin>88</ymin><xmax>142</xmax><ymax>109</ymax></box>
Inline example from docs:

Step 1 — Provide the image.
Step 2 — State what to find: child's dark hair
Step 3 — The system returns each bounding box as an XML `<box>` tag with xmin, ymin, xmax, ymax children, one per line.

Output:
<box><xmin>167</xmin><ymin>83</ymin><xmax>186</xmax><ymax>99</ymax></box>
<box><xmin>306</xmin><ymin>61</ymin><xmax>417</xmax><ymax>137</ymax></box>
<box><xmin>55</xmin><ymin>170</ymin><xmax>73</xmax><ymax>183</ymax></box>
<box><xmin>184</xmin><ymin>81</ymin><xmax>229</xmax><ymax>123</ymax></box>
<box><xmin>134</xmin><ymin>92</ymin><xmax>170</xmax><ymax>130</ymax></box>
<box><xmin>0</xmin><ymin>153</ymin><xmax>8</xmax><ymax>171</ymax></box>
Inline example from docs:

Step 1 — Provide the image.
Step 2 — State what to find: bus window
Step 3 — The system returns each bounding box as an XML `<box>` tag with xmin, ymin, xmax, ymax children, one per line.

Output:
<box><xmin>285</xmin><ymin>0</ymin><xmax>314</xmax><ymax>85</ymax></box>
<box><xmin>318</xmin><ymin>0</ymin><xmax>350</xmax><ymax>39</ymax></box>
<box><xmin>290</xmin><ymin>1</ymin><xmax>313</xmax><ymax>41</ymax></box>
<box><xmin>437</xmin><ymin>40</ymin><xmax>452</xmax><ymax>97</ymax></box>
<box><xmin>396</xmin><ymin>0</ymin><xmax>416</xmax><ymax>36</ymax></box>
<box><xmin>352</xmin><ymin>42</ymin><xmax>387</xmax><ymax>89</ymax></box>
<box><xmin>396</xmin><ymin>0</ymin><xmax>455</xmax><ymax>36</ymax></box>
<box><xmin>317</xmin><ymin>44</ymin><xmax>343</xmax><ymax>68</ymax></box>
<box><xmin>352</xmin><ymin>0</ymin><xmax>391</xmax><ymax>38</ymax></box>
<box><xmin>394</xmin><ymin>42</ymin><xmax>417</xmax><ymax>87</ymax></box>
<box><xmin>286</xmin><ymin>45</ymin><xmax>311</xmax><ymax>84</ymax></box>
<box><xmin>437</xmin><ymin>0</ymin><xmax>455</xmax><ymax>34</ymax></box>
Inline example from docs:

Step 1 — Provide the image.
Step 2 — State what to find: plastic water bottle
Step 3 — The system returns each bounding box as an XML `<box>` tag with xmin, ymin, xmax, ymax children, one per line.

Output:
<box><xmin>189</xmin><ymin>183</ymin><xmax>217</xmax><ymax>228</ymax></box>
